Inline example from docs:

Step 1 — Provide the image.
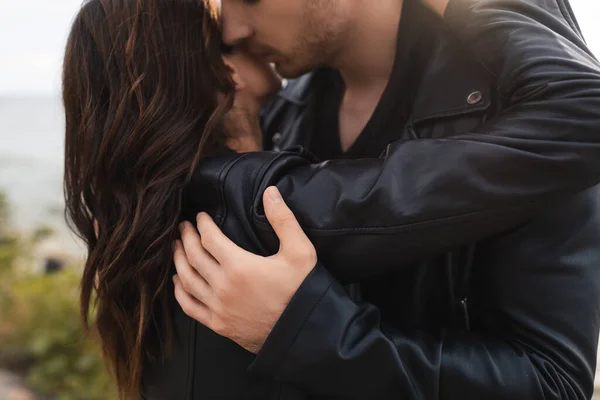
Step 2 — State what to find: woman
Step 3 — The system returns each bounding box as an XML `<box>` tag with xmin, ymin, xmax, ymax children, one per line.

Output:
<box><xmin>62</xmin><ymin>0</ymin><xmax>287</xmax><ymax>398</ymax></box>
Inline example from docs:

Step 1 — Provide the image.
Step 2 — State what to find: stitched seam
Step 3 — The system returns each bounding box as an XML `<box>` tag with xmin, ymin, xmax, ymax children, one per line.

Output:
<box><xmin>442</xmin><ymin>0</ymin><xmax>501</xmax><ymax>83</ymax></box>
<box><xmin>413</xmin><ymin>102</ymin><xmax>490</xmax><ymax>125</ymax></box>
<box><xmin>253</xmin><ymin>199</ymin><xmax>545</xmax><ymax>235</ymax></box>
<box><xmin>215</xmin><ymin>154</ymin><xmax>251</xmax><ymax>228</ymax></box>
<box><xmin>251</xmin><ymin>152</ymin><xmax>291</xmax><ymax>210</ymax></box>
<box><xmin>557</xmin><ymin>0</ymin><xmax>580</xmax><ymax>37</ymax></box>
<box><xmin>249</xmin><ymin>152</ymin><xmax>303</xmax><ymax>222</ymax></box>
<box><xmin>436</xmin><ymin>329</ymin><xmax>446</xmax><ymax>400</ymax></box>
<box><xmin>185</xmin><ymin>318</ymin><xmax>196</xmax><ymax>399</ymax></box>
<box><xmin>276</xmin><ymin>282</ymin><xmax>333</xmax><ymax>374</ymax></box>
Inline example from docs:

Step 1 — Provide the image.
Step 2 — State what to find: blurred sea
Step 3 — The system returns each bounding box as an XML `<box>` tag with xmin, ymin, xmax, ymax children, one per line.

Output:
<box><xmin>0</xmin><ymin>96</ymin><xmax>83</xmax><ymax>256</ymax></box>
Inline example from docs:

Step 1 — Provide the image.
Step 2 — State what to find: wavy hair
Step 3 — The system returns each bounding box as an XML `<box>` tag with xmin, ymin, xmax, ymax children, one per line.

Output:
<box><xmin>62</xmin><ymin>0</ymin><xmax>234</xmax><ymax>397</ymax></box>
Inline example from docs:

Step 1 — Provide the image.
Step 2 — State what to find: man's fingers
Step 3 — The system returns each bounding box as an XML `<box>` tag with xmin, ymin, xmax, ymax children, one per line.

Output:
<box><xmin>179</xmin><ymin>221</ymin><xmax>221</xmax><ymax>285</ymax></box>
<box><xmin>174</xmin><ymin>239</ymin><xmax>216</xmax><ymax>305</ymax></box>
<box><xmin>173</xmin><ymin>274</ymin><xmax>211</xmax><ymax>327</ymax></box>
<box><xmin>196</xmin><ymin>212</ymin><xmax>246</xmax><ymax>263</ymax></box>
<box><xmin>263</xmin><ymin>187</ymin><xmax>313</xmax><ymax>255</ymax></box>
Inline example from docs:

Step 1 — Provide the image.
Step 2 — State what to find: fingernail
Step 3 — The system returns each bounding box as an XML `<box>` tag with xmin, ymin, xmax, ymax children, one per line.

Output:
<box><xmin>266</xmin><ymin>187</ymin><xmax>282</xmax><ymax>203</ymax></box>
<box><xmin>179</xmin><ymin>222</ymin><xmax>186</xmax><ymax>233</ymax></box>
<box><xmin>172</xmin><ymin>275</ymin><xmax>178</xmax><ymax>284</ymax></box>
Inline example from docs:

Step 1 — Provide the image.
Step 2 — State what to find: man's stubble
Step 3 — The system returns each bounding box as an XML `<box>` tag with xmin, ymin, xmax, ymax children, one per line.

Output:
<box><xmin>275</xmin><ymin>0</ymin><xmax>351</xmax><ymax>79</ymax></box>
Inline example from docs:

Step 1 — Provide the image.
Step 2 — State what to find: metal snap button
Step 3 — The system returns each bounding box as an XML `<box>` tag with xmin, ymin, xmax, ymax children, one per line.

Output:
<box><xmin>467</xmin><ymin>90</ymin><xmax>483</xmax><ymax>105</ymax></box>
<box><xmin>272</xmin><ymin>132</ymin><xmax>282</xmax><ymax>142</ymax></box>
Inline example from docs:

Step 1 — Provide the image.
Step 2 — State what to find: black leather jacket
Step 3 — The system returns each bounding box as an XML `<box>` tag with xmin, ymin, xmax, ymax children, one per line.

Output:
<box><xmin>142</xmin><ymin>0</ymin><xmax>600</xmax><ymax>398</ymax></box>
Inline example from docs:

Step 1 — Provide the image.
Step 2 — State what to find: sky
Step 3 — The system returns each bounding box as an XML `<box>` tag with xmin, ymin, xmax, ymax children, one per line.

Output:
<box><xmin>0</xmin><ymin>0</ymin><xmax>599</xmax><ymax>97</ymax></box>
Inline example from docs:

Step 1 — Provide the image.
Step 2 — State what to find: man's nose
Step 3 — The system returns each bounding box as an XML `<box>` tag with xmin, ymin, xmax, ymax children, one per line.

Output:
<box><xmin>221</xmin><ymin>5</ymin><xmax>253</xmax><ymax>46</ymax></box>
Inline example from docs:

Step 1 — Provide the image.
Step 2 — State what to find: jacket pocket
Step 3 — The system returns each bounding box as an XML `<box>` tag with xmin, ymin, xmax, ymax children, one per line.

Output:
<box><xmin>412</xmin><ymin>103</ymin><xmax>491</xmax><ymax>140</ymax></box>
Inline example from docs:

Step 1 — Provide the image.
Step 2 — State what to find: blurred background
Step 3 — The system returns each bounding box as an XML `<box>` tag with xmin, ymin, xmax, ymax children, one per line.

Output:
<box><xmin>1</xmin><ymin>0</ymin><xmax>599</xmax><ymax>399</ymax></box>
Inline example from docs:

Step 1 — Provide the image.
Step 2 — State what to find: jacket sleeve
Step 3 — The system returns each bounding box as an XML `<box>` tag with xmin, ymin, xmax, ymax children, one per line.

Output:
<box><xmin>247</xmin><ymin>187</ymin><xmax>600</xmax><ymax>400</ymax></box>
<box><xmin>192</xmin><ymin>0</ymin><xmax>600</xmax><ymax>279</ymax></box>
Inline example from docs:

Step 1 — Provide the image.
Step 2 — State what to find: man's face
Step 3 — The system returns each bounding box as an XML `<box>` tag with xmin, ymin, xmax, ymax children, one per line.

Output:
<box><xmin>220</xmin><ymin>0</ymin><xmax>349</xmax><ymax>78</ymax></box>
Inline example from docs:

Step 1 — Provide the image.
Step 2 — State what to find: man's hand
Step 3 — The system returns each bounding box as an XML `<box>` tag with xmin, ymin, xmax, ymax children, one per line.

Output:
<box><xmin>173</xmin><ymin>186</ymin><xmax>317</xmax><ymax>353</ymax></box>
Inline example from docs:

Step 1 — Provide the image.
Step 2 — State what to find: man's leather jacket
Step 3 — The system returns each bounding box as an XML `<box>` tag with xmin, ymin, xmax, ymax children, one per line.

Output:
<box><xmin>142</xmin><ymin>0</ymin><xmax>600</xmax><ymax>398</ymax></box>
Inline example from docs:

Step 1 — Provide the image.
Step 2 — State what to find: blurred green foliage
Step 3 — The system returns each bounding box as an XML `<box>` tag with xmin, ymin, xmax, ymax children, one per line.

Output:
<box><xmin>0</xmin><ymin>192</ymin><xmax>19</xmax><ymax>279</ymax></box>
<box><xmin>0</xmin><ymin>191</ymin><xmax>117</xmax><ymax>400</ymax></box>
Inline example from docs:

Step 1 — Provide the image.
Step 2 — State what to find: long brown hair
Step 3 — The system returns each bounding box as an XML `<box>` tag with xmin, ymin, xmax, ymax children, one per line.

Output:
<box><xmin>62</xmin><ymin>0</ymin><xmax>234</xmax><ymax>397</ymax></box>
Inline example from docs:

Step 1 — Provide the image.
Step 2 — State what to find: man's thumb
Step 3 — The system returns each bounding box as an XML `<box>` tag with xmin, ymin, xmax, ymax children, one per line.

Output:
<box><xmin>263</xmin><ymin>186</ymin><xmax>312</xmax><ymax>255</ymax></box>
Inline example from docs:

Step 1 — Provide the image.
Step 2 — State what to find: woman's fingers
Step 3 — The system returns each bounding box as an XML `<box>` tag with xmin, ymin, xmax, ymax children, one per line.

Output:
<box><xmin>173</xmin><ymin>239</ymin><xmax>215</xmax><ymax>306</ymax></box>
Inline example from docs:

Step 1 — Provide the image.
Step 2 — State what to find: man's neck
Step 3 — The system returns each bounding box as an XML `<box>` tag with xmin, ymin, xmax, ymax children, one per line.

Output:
<box><xmin>331</xmin><ymin>0</ymin><xmax>404</xmax><ymax>92</ymax></box>
<box><xmin>329</xmin><ymin>0</ymin><xmax>405</xmax><ymax>151</ymax></box>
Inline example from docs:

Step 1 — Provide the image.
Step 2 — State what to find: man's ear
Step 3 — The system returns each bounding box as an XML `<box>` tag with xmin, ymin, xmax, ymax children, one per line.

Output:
<box><xmin>224</xmin><ymin>58</ymin><xmax>247</xmax><ymax>90</ymax></box>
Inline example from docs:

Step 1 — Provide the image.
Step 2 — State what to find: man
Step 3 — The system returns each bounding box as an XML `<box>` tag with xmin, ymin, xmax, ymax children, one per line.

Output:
<box><xmin>174</xmin><ymin>0</ymin><xmax>600</xmax><ymax>398</ymax></box>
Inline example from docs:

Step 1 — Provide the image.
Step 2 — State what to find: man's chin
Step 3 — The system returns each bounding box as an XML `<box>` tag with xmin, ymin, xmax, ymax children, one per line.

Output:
<box><xmin>273</xmin><ymin>62</ymin><xmax>313</xmax><ymax>80</ymax></box>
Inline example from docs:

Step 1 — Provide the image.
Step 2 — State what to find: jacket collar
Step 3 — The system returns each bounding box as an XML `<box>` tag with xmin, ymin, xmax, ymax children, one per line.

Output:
<box><xmin>411</xmin><ymin>34</ymin><xmax>493</xmax><ymax>125</ymax></box>
<box><xmin>276</xmin><ymin>72</ymin><xmax>318</xmax><ymax>106</ymax></box>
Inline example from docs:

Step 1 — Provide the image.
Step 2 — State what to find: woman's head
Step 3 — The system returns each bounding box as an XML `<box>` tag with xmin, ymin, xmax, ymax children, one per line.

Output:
<box><xmin>224</xmin><ymin>47</ymin><xmax>282</xmax><ymax>113</ymax></box>
<box><xmin>63</xmin><ymin>0</ymin><xmax>276</xmax><ymax>397</ymax></box>
<box><xmin>221</xmin><ymin>47</ymin><xmax>282</xmax><ymax>151</ymax></box>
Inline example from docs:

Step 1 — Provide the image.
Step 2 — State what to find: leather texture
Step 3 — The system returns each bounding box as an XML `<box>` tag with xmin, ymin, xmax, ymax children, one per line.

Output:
<box><xmin>142</xmin><ymin>0</ymin><xmax>600</xmax><ymax>398</ymax></box>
